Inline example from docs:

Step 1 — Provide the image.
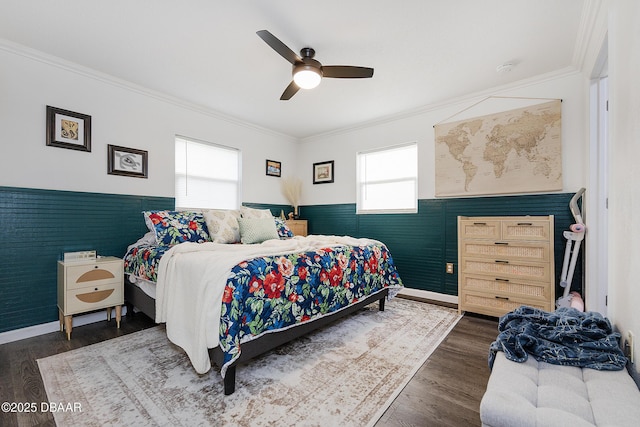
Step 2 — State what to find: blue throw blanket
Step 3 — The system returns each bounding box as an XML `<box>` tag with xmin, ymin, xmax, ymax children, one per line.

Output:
<box><xmin>489</xmin><ymin>306</ymin><xmax>627</xmax><ymax>371</ymax></box>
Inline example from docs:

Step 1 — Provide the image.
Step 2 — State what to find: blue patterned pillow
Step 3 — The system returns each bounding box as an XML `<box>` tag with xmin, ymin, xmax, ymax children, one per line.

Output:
<box><xmin>143</xmin><ymin>210</ymin><xmax>210</xmax><ymax>246</ymax></box>
<box><xmin>274</xmin><ymin>218</ymin><xmax>294</xmax><ymax>239</ymax></box>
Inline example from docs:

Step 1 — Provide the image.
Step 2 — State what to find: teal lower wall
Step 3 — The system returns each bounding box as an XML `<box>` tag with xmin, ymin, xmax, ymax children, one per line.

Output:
<box><xmin>0</xmin><ymin>187</ymin><xmax>581</xmax><ymax>334</ymax></box>
<box><xmin>0</xmin><ymin>187</ymin><xmax>296</xmax><ymax>333</ymax></box>
<box><xmin>0</xmin><ymin>186</ymin><xmax>173</xmax><ymax>333</ymax></box>
<box><xmin>300</xmin><ymin>193</ymin><xmax>581</xmax><ymax>298</ymax></box>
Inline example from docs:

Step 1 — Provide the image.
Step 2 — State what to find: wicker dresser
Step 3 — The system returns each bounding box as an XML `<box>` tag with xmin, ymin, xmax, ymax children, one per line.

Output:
<box><xmin>457</xmin><ymin>216</ymin><xmax>555</xmax><ymax>317</ymax></box>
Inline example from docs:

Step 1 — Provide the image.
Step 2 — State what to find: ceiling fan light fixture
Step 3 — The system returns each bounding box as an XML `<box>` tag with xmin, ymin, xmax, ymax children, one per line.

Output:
<box><xmin>257</xmin><ymin>30</ymin><xmax>374</xmax><ymax>100</ymax></box>
<box><xmin>293</xmin><ymin>66</ymin><xmax>322</xmax><ymax>89</ymax></box>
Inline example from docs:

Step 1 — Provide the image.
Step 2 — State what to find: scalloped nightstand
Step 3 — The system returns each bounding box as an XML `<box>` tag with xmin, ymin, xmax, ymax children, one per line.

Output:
<box><xmin>57</xmin><ymin>256</ymin><xmax>124</xmax><ymax>339</ymax></box>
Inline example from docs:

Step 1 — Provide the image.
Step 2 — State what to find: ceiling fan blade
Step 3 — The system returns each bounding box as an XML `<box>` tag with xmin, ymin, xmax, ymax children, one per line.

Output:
<box><xmin>257</xmin><ymin>30</ymin><xmax>301</xmax><ymax>65</ymax></box>
<box><xmin>322</xmin><ymin>66</ymin><xmax>374</xmax><ymax>78</ymax></box>
<box><xmin>280</xmin><ymin>81</ymin><xmax>300</xmax><ymax>100</ymax></box>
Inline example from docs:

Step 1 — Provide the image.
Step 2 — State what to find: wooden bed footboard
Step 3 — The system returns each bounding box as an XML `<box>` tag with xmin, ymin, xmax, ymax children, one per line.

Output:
<box><xmin>124</xmin><ymin>277</ymin><xmax>388</xmax><ymax>395</ymax></box>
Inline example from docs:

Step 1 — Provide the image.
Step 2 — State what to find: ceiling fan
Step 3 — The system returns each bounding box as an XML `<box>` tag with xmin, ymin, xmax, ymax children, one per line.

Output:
<box><xmin>256</xmin><ymin>30</ymin><xmax>374</xmax><ymax>100</ymax></box>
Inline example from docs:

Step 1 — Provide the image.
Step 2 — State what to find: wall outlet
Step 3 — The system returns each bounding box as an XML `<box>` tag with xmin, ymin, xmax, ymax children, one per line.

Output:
<box><xmin>446</xmin><ymin>263</ymin><xmax>454</xmax><ymax>274</ymax></box>
<box><xmin>627</xmin><ymin>331</ymin><xmax>635</xmax><ymax>364</ymax></box>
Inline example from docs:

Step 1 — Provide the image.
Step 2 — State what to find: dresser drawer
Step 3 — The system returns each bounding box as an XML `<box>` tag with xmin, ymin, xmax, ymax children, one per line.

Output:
<box><xmin>459</xmin><ymin>240</ymin><xmax>550</xmax><ymax>263</ymax></box>
<box><xmin>65</xmin><ymin>261</ymin><xmax>123</xmax><ymax>289</ymax></box>
<box><xmin>460</xmin><ymin>274</ymin><xmax>551</xmax><ymax>303</ymax></box>
<box><xmin>459</xmin><ymin>290</ymin><xmax>551</xmax><ymax>317</ymax></box>
<box><xmin>501</xmin><ymin>220</ymin><xmax>551</xmax><ymax>241</ymax></box>
<box><xmin>459</xmin><ymin>220</ymin><xmax>501</xmax><ymax>240</ymax></box>
<box><xmin>460</xmin><ymin>257</ymin><xmax>552</xmax><ymax>283</ymax></box>
<box><xmin>64</xmin><ymin>283</ymin><xmax>124</xmax><ymax>315</ymax></box>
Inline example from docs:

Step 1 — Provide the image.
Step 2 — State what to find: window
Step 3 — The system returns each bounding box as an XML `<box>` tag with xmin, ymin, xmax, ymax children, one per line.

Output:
<box><xmin>175</xmin><ymin>136</ymin><xmax>241</xmax><ymax>210</ymax></box>
<box><xmin>357</xmin><ymin>143</ymin><xmax>418</xmax><ymax>214</ymax></box>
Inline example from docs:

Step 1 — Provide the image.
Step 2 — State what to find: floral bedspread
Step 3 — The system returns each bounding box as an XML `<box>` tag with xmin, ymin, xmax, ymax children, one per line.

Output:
<box><xmin>218</xmin><ymin>243</ymin><xmax>403</xmax><ymax>370</ymax></box>
<box><xmin>124</xmin><ymin>243</ymin><xmax>171</xmax><ymax>283</ymax></box>
<box><xmin>124</xmin><ymin>237</ymin><xmax>404</xmax><ymax>375</ymax></box>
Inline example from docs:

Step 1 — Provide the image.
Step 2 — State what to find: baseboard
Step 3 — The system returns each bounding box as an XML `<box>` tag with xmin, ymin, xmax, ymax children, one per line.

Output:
<box><xmin>628</xmin><ymin>362</ymin><xmax>640</xmax><ymax>389</ymax></box>
<box><xmin>397</xmin><ymin>288</ymin><xmax>458</xmax><ymax>305</ymax></box>
<box><xmin>0</xmin><ymin>307</ymin><xmax>129</xmax><ymax>345</ymax></box>
<box><xmin>1</xmin><ymin>290</ymin><xmax>455</xmax><ymax>345</ymax></box>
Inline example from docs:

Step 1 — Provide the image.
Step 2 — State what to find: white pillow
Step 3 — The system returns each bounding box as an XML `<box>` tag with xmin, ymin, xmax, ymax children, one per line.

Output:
<box><xmin>240</xmin><ymin>206</ymin><xmax>273</xmax><ymax>219</ymax></box>
<box><xmin>203</xmin><ymin>209</ymin><xmax>241</xmax><ymax>244</ymax></box>
<box><xmin>238</xmin><ymin>217</ymin><xmax>280</xmax><ymax>244</ymax></box>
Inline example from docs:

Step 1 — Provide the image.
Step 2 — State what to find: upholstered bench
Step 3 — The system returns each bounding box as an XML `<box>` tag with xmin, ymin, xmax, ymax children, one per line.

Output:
<box><xmin>480</xmin><ymin>351</ymin><xmax>640</xmax><ymax>427</ymax></box>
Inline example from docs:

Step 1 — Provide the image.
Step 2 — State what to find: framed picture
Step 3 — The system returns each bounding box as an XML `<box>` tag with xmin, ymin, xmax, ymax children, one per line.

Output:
<box><xmin>313</xmin><ymin>160</ymin><xmax>334</xmax><ymax>184</ymax></box>
<box><xmin>46</xmin><ymin>106</ymin><xmax>91</xmax><ymax>152</ymax></box>
<box><xmin>266</xmin><ymin>159</ymin><xmax>281</xmax><ymax>177</ymax></box>
<box><xmin>107</xmin><ymin>145</ymin><xmax>148</xmax><ymax>178</ymax></box>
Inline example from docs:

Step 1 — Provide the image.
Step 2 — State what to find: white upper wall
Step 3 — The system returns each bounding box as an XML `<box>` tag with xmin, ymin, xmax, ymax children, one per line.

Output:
<box><xmin>0</xmin><ymin>46</ymin><xmax>298</xmax><ymax>205</ymax></box>
<box><xmin>297</xmin><ymin>71</ymin><xmax>587</xmax><ymax>206</ymax></box>
<box><xmin>0</xmin><ymin>40</ymin><xmax>588</xmax><ymax>208</ymax></box>
<box><xmin>607</xmin><ymin>0</ymin><xmax>640</xmax><ymax>378</ymax></box>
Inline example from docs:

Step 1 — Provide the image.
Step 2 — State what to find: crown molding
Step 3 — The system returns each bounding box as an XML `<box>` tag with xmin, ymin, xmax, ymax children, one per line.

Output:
<box><xmin>572</xmin><ymin>0</ymin><xmax>608</xmax><ymax>72</ymax></box>
<box><xmin>1</xmin><ymin>30</ymin><xmax>592</xmax><ymax>146</ymax></box>
<box><xmin>301</xmin><ymin>2</ymin><xmax>607</xmax><ymax>144</ymax></box>
<box><xmin>300</xmin><ymin>66</ymin><xmax>580</xmax><ymax>144</ymax></box>
<box><xmin>0</xmin><ymin>38</ymin><xmax>296</xmax><ymax>142</ymax></box>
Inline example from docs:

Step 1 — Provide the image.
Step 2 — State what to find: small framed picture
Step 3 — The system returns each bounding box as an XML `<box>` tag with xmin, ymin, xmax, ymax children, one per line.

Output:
<box><xmin>313</xmin><ymin>160</ymin><xmax>334</xmax><ymax>184</ymax></box>
<box><xmin>266</xmin><ymin>159</ymin><xmax>281</xmax><ymax>177</ymax></box>
<box><xmin>46</xmin><ymin>106</ymin><xmax>91</xmax><ymax>152</ymax></box>
<box><xmin>107</xmin><ymin>145</ymin><xmax>148</xmax><ymax>178</ymax></box>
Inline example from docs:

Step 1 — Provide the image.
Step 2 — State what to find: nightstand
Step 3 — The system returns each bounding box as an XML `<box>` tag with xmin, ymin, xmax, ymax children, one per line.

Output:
<box><xmin>285</xmin><ymin>219</ymin><xmax>308</xmax><ymax>236</ymax></box>
<box><xmin>57</xmin><ymin>256</ymin><xmax>124</xmax><ymax>340</ymax></box>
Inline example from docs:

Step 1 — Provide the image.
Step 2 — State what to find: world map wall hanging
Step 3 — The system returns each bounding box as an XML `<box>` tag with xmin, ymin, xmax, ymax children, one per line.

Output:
<box><xmin>434</xmin><ymin>98</ymin><xmax>562</xmax><ymax>197</ymax></box>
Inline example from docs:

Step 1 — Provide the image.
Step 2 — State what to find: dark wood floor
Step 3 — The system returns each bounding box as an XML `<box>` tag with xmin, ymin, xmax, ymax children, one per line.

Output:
<box><xmin>0</xmin><ymin>314</ymin><xmax>157</xmax><ymax>427</ymax></box>
<box><xmin>0</xmin><ymin>305</ymin><xmax>498</xmax><ymax>427</ymax></box>
<box><xmin>376</xmin><ymin>313</ymin><xmax>498</xmax><ymax>427</ymax></box>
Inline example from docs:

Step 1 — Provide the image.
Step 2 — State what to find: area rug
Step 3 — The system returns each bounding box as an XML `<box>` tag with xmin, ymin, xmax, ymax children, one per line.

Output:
<box><xmin>38</xmin><ymin>298</ymin><xmax>460</xmax><ymax>427</ymax></box>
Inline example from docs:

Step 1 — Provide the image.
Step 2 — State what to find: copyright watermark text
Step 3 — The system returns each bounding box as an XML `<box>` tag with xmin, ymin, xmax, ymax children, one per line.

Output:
<box><xmin>2</xmin><ymin>401</ymin><xmax>82</xmax><ymax>413</ymax></box>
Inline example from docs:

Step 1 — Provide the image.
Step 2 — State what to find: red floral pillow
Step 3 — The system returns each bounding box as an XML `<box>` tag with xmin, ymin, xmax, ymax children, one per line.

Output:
<box><xmin>143</xmin><ymin>210</ymin><xmax>210</xmax><ymax>246</ymax></box>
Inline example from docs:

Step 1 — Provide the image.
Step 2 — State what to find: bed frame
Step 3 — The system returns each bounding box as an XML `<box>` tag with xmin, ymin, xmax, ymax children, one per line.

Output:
<box><xmin>124</xmin><ymin>277</ymin><xmax>388</xmax><ymax>395</ymax></box>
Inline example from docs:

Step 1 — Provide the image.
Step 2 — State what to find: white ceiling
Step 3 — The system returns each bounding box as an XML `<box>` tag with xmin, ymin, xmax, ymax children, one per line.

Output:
<box><xmin>0</xmin><ymin>0</ymin><xmax>591</xmax><ymax>140</ymax></box>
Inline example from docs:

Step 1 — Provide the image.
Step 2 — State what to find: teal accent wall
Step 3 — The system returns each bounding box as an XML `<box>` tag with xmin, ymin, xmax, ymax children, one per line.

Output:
<box><xmin>0</xmin><ymin>186</ymin><xmax>173</xmax><ymax>333</ymax></box>
<box><xmin>0</xmin><ymin>187</ymin><xmax>580</xmax><ymax>334</ymax></box>
<box><xmin>300</xmin><ymin>193</ymin><xmax>581</xmax><ymax>298</ymax></box>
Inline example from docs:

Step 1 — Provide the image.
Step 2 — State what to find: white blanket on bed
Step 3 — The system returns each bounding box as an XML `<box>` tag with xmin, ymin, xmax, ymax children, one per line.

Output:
<box><xmin>155</xmin><ymin>235</ymin><xmax>384</xmax><ymax>374</ymax></box>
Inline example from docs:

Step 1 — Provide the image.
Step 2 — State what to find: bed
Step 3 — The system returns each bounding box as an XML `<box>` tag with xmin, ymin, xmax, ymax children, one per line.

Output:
<box><xmin>123</xmin><ymin>208</ymin><xmax>403</xmax><ymax>395</ymax></box>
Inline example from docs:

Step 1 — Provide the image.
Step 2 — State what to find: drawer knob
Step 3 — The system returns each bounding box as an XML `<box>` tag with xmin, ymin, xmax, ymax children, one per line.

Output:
<box><xmin>494</xmin><ymin>242</ymin><xmax>509</xmax><ymax>245</ymax></box>
<box><xmin>495</xmin><ymin>296</ymin><xmax>510</xmax><ymax>301</ymax></box>
<box><xmin>495</xmin><ymin>278</ymin><xmax>510</xmax><ymax>282</ymax></box>
<box><xmin>495</xmin><ymin>260</ymin><xmax>509</xmax><ymax>264</ymax></box>
<box><xmin>517</xmin><ymin>222</ymin><xmax>533</xmax><ymax>226</ymax></box>
<box><xmin>473</xmin><ymin>222</ymin><xmax>487</xmax><ymax>225</ymax></box>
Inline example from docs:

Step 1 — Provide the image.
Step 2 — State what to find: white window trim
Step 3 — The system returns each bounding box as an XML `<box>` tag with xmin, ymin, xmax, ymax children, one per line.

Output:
<box><xmin>356</xmin><ymin>142</ymin><xmax>418</xmax><ymax>215</ymax></box>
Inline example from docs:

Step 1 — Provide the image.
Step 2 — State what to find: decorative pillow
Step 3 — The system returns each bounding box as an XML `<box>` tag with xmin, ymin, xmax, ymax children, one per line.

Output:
<box><xmin>274</xmin><ymin>217</ymin><xmax>294</xmax><ymax>239</ymax></box>
<box><xmin>240</xmin><ymin>206</ymin><xmax>273</xmax><ymax>219</ymax></box>
<box><xmin>238</xmin><ymin>217</ymin><xmax>280</xmax><ymax>244</ymax></box>
<box><xmin>203</xmin><ymin>209</ymin><xmax>241</xmax><ymax>244</ymax></box>
<box><xmin>142</xmin><ymin>210</ymin><xmax>210</xmax><ymax>246</ymax></box>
